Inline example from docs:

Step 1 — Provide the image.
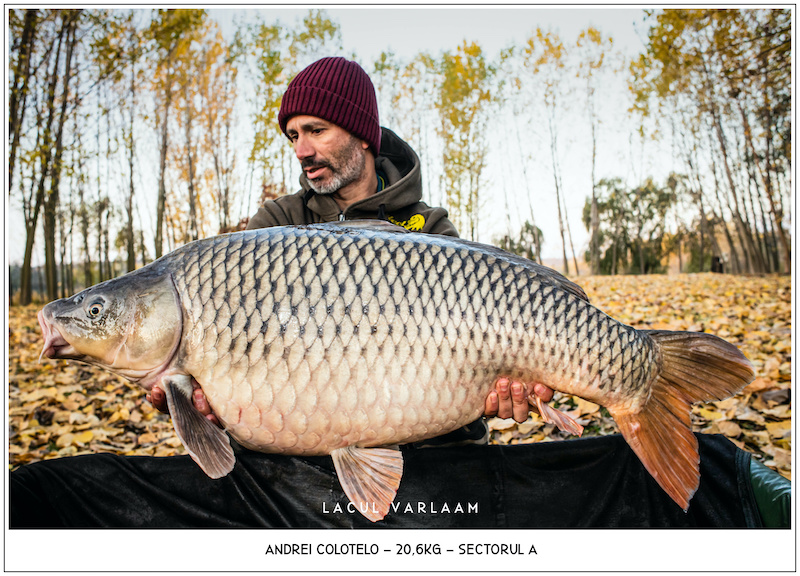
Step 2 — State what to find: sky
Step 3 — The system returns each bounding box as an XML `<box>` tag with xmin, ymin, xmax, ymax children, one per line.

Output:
<box><xmin>217</xmin><ymin>6</ymin><xmax>650</xmax><ymax>61</ymax></box>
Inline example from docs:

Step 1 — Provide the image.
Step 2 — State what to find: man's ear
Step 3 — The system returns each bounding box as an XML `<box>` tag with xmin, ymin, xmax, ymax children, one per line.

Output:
<box><xmin>361</xmin><ymin>140</ymin><xmax>370</xmax><ymax>151</ymax></box>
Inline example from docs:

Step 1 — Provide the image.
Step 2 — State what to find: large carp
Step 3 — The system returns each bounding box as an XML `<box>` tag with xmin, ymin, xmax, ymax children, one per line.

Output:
<box><xmin>38</xmin><ymin>222</ymin><xmax>754</xmax><ymax>521</ymax></box>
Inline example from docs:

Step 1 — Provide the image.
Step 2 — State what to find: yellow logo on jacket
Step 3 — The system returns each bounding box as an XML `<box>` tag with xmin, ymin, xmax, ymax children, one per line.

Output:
<box><xmin>388</xmin><ymin>214</ymin><xmax>425</xmax><ymax>231</ymax></box>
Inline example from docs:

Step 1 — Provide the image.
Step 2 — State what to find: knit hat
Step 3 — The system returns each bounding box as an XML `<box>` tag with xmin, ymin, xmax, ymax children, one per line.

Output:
<box><xmin>278</xmin><ymin>57</ymin><xmax>381</xmax><ymax>155</ymax></box>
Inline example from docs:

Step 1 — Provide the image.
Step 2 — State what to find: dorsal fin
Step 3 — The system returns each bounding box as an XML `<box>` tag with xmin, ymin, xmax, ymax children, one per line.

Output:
<box><xmin>299</xmin><ymin>220</ymin><xmax>410</xmax><ymax>234</ymax></box>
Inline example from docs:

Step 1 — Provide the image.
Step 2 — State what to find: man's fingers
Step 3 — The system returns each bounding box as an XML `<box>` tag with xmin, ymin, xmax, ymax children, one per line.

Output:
<box><xmin>193</xmin><ymin>387</ymin><xmax>212</xmax><ymax>416</ymax></box>
<box><xmin>532</xmin><ymin>382</ymin><xmax>554</xmax><ymax>402</ymax></box>
<box><xmin>510</xmin><ymin>381</ymin><xmax>528</xmax><ymax>423</ymax></box>
<box><xmin>494</xmin><ymin>377</ymin><xmax>512</xmax><ymax>419</ymax></box>
<box><xmin>191</xmin><ymin>378</ymin><xmax>223</xmax><ymax>429</ymax></box>
<box><xmin>148</xmin><ymin>386</ymin><xmax>169</xmax><ymax>414</ymax></box>
<box><xmin>484</xmin><ymin>390</ymin><xmax>499</xmax><ymax>416</ymax></box>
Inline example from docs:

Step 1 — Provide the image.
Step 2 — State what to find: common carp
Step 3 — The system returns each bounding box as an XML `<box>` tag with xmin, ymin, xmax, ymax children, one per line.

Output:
<box><xmin>38</xmin><ymin>222</ymin><xmax>754</xmax><ymax>521</ymax></box>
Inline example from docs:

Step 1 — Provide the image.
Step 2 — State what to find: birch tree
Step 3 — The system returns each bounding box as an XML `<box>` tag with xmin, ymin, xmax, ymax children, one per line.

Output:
<box><xmin>434</xmin><ymin>41</ymin><xmax>496</xmax><ymax>240</ymax></box>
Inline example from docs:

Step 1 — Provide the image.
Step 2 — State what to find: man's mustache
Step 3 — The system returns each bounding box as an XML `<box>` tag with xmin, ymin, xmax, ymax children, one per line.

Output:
<box><xmin>301</xmin><ymin>158</ymin><xmax>332</xmax><ymax>172</ymax></box>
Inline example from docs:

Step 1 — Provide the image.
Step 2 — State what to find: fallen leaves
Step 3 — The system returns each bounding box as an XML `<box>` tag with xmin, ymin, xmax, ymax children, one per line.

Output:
<box><xmin>8</xmin><ymin>273</ymin><xmax>792</xmax><ymax>483</ymax></box>
<box><xmin>488</xmin><ymin>273</ymin><xmax>792</xmax><ymax>481</ymax></box>
<box><xmin>8</xmin><ymin>304</ymin><xmax>185</xmax><ymax>468</ymax></box>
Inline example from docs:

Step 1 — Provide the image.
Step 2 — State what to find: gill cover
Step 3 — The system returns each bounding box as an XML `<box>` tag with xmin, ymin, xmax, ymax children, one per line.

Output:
<box><xmin>40</xmin><ymin>273</ymin><xmax>182</xmax><ymax>380</ymax></box>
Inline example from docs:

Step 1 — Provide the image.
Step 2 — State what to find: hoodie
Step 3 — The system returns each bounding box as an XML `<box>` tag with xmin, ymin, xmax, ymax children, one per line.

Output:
<box><xmin>246</xmin><ymin>128</ymin><xmax>458</xmax><ymax>237</ymax></box>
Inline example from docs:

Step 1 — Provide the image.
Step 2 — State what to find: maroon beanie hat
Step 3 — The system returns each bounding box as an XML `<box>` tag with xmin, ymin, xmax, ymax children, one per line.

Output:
<box><xmin>278</xmin><ymin>57</ymin><xmax>381</xmax><ymax>155</ymax></box>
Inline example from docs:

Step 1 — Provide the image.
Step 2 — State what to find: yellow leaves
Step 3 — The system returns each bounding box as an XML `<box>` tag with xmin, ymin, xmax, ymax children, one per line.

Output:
<box><xmin>765</xmin><ymin>421</ymin><xmax>791</xmax><ymax>440</ymax></box>
<box><xmin>696</xmin><ymin>407</ymin><xmax>724</xmax><ymax>421</ymax></box>
<box><xmin>574</xmin><ymin>398</ymin><xmax>600</xmax><ymax>416</ymax></box>
<box><xmin>56</xmin><ymin>430</ymin><xmax>94</xmax><ymax>448</ymax></box>
<box><xmin>137</xmin><ymin>432</ymin><xmax>159</xmax><ymax>445</ymax></box>
<box><xmin>107</xmin><ymin>408</ymin><xmax>128</xmax><ymax>423</ymax></box>
<box><xmin>716</xmin><ymin>421</ymin><xmax>742</xmax><ymax>438</ymax></box>
<box><xmin>489</xmin><ymin>273</ymin><xmax>792</xmax><ymax>480</ymax></box>
<box><xmin>9</xmin><ymin>305</ymin><xmax>185</xmax><ymax>470</ymax></box>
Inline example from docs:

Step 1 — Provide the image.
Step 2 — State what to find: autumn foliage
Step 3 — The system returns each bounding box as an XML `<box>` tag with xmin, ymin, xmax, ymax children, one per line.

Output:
<box><xmin>9</xmin><ymin>273</ymin><xmax>791</xmax><ymax>481</ymax></box>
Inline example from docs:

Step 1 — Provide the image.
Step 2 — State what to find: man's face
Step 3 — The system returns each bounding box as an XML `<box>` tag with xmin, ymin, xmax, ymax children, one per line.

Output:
<box><xmin>286</xmin><ymin>115</ymin><xmax>369</xmax><ymax>195</ymax></box>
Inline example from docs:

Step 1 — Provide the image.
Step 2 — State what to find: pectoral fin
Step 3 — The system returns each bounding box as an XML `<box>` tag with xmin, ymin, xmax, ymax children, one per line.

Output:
<box><xmin>163</xmin><ymin>377</ymin><xmax>235</xmax><ymax>479</ymax></box>
<box><xmin>331</xmin><ymin>446</ymin><xmax>404</xmax><ymax>522</ymax></box>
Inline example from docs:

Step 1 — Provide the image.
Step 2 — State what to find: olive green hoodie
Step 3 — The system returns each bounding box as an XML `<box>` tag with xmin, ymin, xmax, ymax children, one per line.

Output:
<box><xmin>246</xmin><ymin>128</ymin><xmax>458</xmax><ymax>237</ymax></box>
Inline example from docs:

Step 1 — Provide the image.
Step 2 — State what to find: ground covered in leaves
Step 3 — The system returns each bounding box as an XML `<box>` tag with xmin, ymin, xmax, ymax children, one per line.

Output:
<box><xmin>8</xmin><ymin>273</ymin><xmax>792</xmax><ymax>480</ymax></box>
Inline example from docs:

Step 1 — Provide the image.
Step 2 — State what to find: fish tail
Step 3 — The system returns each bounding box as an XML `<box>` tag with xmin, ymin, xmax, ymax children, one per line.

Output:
<box><xmin>611</xmin><ymin>330</ymin><xmax>755</xmax><ymax>511</ymax></box>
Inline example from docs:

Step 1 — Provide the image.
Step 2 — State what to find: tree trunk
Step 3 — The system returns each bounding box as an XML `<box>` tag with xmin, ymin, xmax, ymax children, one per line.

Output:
<box><xmin>183</xmin><ymin>83</ymin><xmax>199</xmax><ymax>243</ymax></box>
<box><xmin>96</xmin><ymin>199</ymin><xmax>105</xmax><ymax>281</ymax></box>
<box><xmin>696</xmin><ymin>190</ymin><xmax>708</xmax><ymax>271</ymax></box>
<box><xmin>125</xmin><ymin>54</ymin><xmax>137</xmax><ymax>272</ymax></box>
<box><xmin>706</xmin><ymin>86</ymin><xmax>769</xmax><ymax>274</ymax></box>
<box><xmin>155</xmin><ymin>87</ymin><xmax>173</xmax><ymax>259</ymax></box>
<box><xmin>8</xmin><ymin>9</ymin><xmax>39</xmax><ymax>195</ymax></box>
<box><xmin>20</xmin><ymin>13</ymin><xmax>66</xmax><ymax>305</ymax></box>
<box><xmin>513</xmin><ymin>118</ymin><xmax>540</xmax><ymax>263</ymax></box>
<box><xmin>760</xmin><ymin>69</ymin><xmax>792</xmax><ymax>273</ymax></box>
<box><xmin>708</xmin><ymin>156</ymin><xmax>741</xmax><ymax>274</ymax></box>
<box><xmin>547</xmin><ymin>101</ymin><xmax>569</xmax><ymax>275</ymax></box>
<box><xmin>139</xmin><ymin>229</ymin><xmax>147</xmax><ymax>266</ymax></box>
<box><xmin>589</xmin><ymin>113</ymin><xmax>599</xmax><ymax>275</ymax></box>
<box><xmin>76</xmin><ymin>128</ymin><xmax>92</xmax><ymax>288</ymax></box>
<box><xmin>43</xmin><ymin>12</ymin><xmax>78</xmax><ymax>301</ymax></box>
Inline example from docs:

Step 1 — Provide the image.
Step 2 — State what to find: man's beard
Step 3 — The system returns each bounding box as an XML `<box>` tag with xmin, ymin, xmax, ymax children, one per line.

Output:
<box><xmin>303</xmin><ymin>135</ymin><xmax>367</xmax><ymax>195</ymax></box>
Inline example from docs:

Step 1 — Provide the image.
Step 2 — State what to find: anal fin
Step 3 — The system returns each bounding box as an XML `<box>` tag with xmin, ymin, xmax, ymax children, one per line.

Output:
<box><xmin>163</xmin><ymin>376</ymin><xmax>235</xmax><ymax>479</ymax></box>
<box><xmin>331</xmin><ymin>446</ymin><xmax>403</xmax><ymax>523</ymax></box>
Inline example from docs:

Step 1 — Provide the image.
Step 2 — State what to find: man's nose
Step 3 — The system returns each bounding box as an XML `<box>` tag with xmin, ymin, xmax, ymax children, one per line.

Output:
<box><xmin>293</xmin><ymin>134</ymin><xmax>314</xmax><ymax>160</ymax></box>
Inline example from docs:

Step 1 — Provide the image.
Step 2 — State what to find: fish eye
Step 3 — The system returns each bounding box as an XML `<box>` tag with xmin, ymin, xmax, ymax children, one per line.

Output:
<box><xmin>87</xmin><ymin>301</ymin><xmax>104</xmax><ymax>318</ymax></box>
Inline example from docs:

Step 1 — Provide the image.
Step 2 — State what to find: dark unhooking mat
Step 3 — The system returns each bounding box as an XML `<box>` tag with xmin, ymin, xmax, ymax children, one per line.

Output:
<box><xmin>9</xmin><ymin>433</ymin><xmax>771</xmax><ymax>528</ymax></box>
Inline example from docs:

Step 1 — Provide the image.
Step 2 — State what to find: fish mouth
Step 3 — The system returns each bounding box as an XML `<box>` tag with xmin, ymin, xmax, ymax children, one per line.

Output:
<box><xmin>37</xmin><ymin>309</ymin><xmax>75</xmax><ymax>361</ymax></box>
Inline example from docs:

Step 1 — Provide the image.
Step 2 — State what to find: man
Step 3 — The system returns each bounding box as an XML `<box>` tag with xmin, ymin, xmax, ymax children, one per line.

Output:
<box><xmin>149</xmin><ymin>56</ymin><xmax>553</xmax><ymax>435</ymax></box>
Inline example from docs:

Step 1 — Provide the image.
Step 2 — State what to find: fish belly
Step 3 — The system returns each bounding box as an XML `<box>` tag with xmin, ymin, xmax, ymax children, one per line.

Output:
<box><xmin>171</xmin><ymin>226</ymin><xmax>654</xmax><ymax>455</ymax></box>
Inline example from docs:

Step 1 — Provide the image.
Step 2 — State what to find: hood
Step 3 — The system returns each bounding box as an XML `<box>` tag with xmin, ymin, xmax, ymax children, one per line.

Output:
<box><xmin>300</xmin><ymin>127</ymin><xmax>423</xmax><ymax>218</ymax></box>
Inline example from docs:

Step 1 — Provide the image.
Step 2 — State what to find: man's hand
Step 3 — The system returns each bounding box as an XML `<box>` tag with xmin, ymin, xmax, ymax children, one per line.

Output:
<box><xmin>484</xmin><ymin>378</ymin><xmax>554</xmax><ymax>423</ymax></box>
<box><xmin>146</xmin><ymin>378</ymin><xmax>221</xmax><ymax>428</ymax></box>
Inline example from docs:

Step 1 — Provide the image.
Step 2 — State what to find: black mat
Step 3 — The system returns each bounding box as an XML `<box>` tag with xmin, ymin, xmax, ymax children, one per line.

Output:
<box><xmin>9</xmin><ymin>433</ymin><xmax>761</xmax><ymax>528</ymax></box>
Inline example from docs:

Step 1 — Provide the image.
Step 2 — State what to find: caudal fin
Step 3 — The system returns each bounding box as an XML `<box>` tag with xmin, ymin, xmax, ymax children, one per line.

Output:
<box><xmin>611</xmin><ymin>330</ymin><xmax>754</xmax><ymax>511</ymax></box>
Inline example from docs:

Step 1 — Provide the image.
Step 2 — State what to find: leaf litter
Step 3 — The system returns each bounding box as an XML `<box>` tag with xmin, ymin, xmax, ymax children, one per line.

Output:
<box><xmin>8</xmin><ymin>273</ymin><xmax>791</xmax><ymax>480</ymax></box>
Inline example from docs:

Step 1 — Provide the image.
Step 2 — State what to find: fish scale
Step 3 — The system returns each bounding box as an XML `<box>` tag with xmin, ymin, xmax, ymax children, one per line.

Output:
<box><xmin>175</xmin><ymin>228</ymin><xmax>596</xmax><ymax>452</ymax></box>
<box><xmin>38</xmin><ymin>222</ymin><xmax>754</xmax><ymax>521</ymax></box>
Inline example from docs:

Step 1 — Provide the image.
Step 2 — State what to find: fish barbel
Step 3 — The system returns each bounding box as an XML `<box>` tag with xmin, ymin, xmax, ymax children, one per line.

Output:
<box><xmin>38</xmin><ymin>222</ymin><xmax>754</xmax><ymax>521</ymax></box>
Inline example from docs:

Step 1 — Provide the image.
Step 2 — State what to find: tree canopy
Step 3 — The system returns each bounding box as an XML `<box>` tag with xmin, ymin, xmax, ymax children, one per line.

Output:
<box><xmin>8</xmin><ymin>8</ymin><xmax>791</xmax><ymax>303</ymax></box>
